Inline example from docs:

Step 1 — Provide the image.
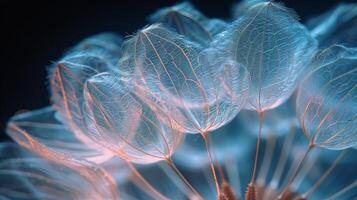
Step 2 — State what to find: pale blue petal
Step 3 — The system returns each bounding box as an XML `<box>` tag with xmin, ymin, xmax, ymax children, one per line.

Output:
<box><xmin>149</xmin><ymin>2</ymin><xmax>228</xmax><ymax>45</ymax></box>
<box><xmin>83</xmin><ymin>72</ymin><xmax>182</xmax><ymax>164</ymax></box>
<box><xmin>120</xmin><ymin>24</ymin><xmax>249</xmax><ymax>133</ymax></box>
<box><xmin>214</xmin><ymin>2</ymin><xmax>317</xmax><ymax>112</ymax></box>
<box><xmin>0</xmin><ymin>143</ymin><xmax>118</xmax><ymax>200</ymax></box>
<box><xmin>297</xmin><ymin>50</ymin><xmax>357</xmax><ymax>150</ymax></box>
<box><xmin>49</xmin><ymin>51</ymin><xmax>116</xmax><ymax>156</ymax></box>
<box><xmin>6</xmin><ymin>107</ymin><xmax>113</xmax><ymax>164</ymax></box>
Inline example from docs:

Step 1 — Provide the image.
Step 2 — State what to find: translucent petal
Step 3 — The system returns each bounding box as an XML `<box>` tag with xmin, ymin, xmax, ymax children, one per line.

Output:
<box><xmin>49</xmin><ymin>52</ymin><xmax>115</xmax><ymax>161</ymax></box>
<box><xmin>308</xmin><ymin>3</ymin><xmax>357</xmax><ymax>48</ymax></box>
<box><xmin>83</xmin><ymin>72</ymin><xmax>182</xmax><ymax>164</ymax></box>
<box><xmin>296</xmin><ymin>48</ymin><xmax>357</xmax><ymax>150</ymax></box>
<box><xmin>214</xmin><ymin>2</ymin><xmax>317</xmax><ymax>112</ymax></box>
<box><xmin>120</xmin><ymin>24</ymin><xmax>249</xmax><ymax>133</ymax></box>
<box><xmin>149</xmin><ymin>2</ymin><xmax>227</xmax><ymax>45</ymax></box>
<box><xmin>309</xmin><ymin>45</ymin><xmax>357</xmax><ymax>74</ymax></box>
<box><xmin>50</xmin><ymin>52</ymin><xmax>109</xmax><ymax>130</ymax></box>
<box><xmin>6</xmin><ymin>107</ymin><xmax>113</xmax><ymax>164</ymax></box>
<box><xmin>0</xmin><ymin>143</ymin><xmax>118</xmax><ymax>200</ymax></box>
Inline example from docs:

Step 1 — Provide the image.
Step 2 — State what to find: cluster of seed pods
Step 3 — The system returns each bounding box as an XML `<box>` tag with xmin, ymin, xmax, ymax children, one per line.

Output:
<box><xmin>2</xmin><ymin>1</ymin><xmax>356</xmax><ymax>200</ymax></box>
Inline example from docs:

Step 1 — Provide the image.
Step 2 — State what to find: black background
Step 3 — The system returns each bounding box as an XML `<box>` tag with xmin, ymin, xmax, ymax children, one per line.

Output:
<box><xmin>1</xmin><ymin>0</ymin><xmax>355</xmax><ymax>140</ymax></box>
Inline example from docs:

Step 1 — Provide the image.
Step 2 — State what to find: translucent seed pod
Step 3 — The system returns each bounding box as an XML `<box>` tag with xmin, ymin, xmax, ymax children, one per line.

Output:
<box><xmin>48</xmin><ymin>50</ymin><xmax>117</xmax><ymax>163</ymax></box>
<box><xmin>0</xmin><ymin>142</ymin><xmax>118</xmax><ymax>200</ymax></box>
<box><xmin>215</xmin><ymin>2</ymin><xmax>317</xmax><ymax>112</ymax></box>
<box><xmin>149</xmin><ymin>2</ymin><xmax>227</xmax><ymax>45</ymax></box>
<box><xmin>6</xmin><ymin>107</ymin><xmax>112</xmax><ymax>164</ymax></box>
<box><xmin>83</xmin><ymin>72</ymin><xmax>182</xmax><ymax>164</ymax></box>
<box><xmin>296</xmin><ymin>46</ymin><xmax>357</xmax><ymax>150</ymax></box>
<box><xmin>120</xmin><ymin>24</ymin><xmax>249</xmax><ymax>134</ymax></box>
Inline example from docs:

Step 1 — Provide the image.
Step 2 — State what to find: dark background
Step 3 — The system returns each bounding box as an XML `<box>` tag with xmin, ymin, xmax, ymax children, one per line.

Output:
<box><xmin>1</xmin><ymin>0</ymin><xmax>355</xmax><ymax>140</ymax></box>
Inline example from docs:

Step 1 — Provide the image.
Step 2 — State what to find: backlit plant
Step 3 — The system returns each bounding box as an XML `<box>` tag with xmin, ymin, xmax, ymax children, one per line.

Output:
<box><xmin>2</xmin><ymin>1</ymin><xmax>356</xmax><ymax>200</ymax></box>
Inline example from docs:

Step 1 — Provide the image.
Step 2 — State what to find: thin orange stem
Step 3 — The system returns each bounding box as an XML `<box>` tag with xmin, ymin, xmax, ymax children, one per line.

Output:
<box><xmin>250</xmin><ymin>111</ymin><xmax>264</xmax><ymax>184</ymax></box>
<box><xmin>257</xmin><ymin>134</ymin><xmax>276</xmax><ymax>186</ymax></box>
<box><xmin>202</xmin><ymin>133</ymin><xmax>221</xmax><ymax>197</ymax></box>
<box><xmin>278</xmin><ymin>145</ymin><xmax>314</xmax><ymax>199</ymax></box>
<box><xmin>217</xmin><ymin>159</ymin><xmax>227</xmax><ymax>183</ymax></box>
<box><xmin>167</xmin><ymin>159</ymin><xmax>203</xmax><ymax>200</ymax></box>
<box><xmin>303</xmin><ymin>150</ymin><xmax>347</xmax><ymax>198</ymax></box>
<box><xmin>326</xmin><ymin>180</ymin><xmax>357</xmax><ymax>200</ymax></box>
<box><xmin>127</xmin><ymin>162</ymin><xmax>169</xmax><ymax>200</ymax></box>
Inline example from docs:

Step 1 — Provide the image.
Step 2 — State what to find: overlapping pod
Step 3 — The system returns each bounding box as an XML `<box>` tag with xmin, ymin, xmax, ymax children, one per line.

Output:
<box><xmin>83</xmin><ymin>72</ymin><xmax>182</xmax><ymax>164</ymax></box>
<box><xmin>0</xmin><ymin>143</ymin><xmax>118</xmax><ymax>200</ymax></box>
<box><xmin>7</xmin><ymin>33</ymin><xmax>123</xmax><ymax>164</ymax></box>
<box><xmin>120</xmin><ymin>24</ymin><xmax>249</xmax><ymax>134</ymax></box>
<box><xmin>149</xmin><ymin>2</ymin><xmax>227</xmax><ymax>45</ymax></box>
<box><xmin>214</xmin><ymin>2</ymin><xmax>317</xmax><ymax>112</ymax></box>
<box><xmin>7</xmin><ymin>107</ymin><xmax>112</xmax><ymax>164</ymax></box>
<box><xmin>297</xmin><ymin>46</ymin><xmax>357</xmax><ymax>150</ymax></box>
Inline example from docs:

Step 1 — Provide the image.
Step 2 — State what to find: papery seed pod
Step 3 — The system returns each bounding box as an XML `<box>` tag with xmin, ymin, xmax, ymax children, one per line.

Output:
<box><xmin>0</xmin><ymin>142</ymin><xmax>118</xmax><ymax>200</ymax></box>
<box><xmin>120</xmin><ymin>24</ymin><xmax>249</xmax><ymax>134</ymax></box>
<box><xmin>83</xmin><ymin>72</ymin><xmax>182</xmax><ymax>164</ymax></box>
<box><xmin>50</xmin><ymin>52</ymin><xmax>109</xmax><ymax>135</ymax></box>
<box><xmin>6</xmin><ymin>107</ymin><xmax>112</xmax><ymax>164</ymax></box>
<box><xmin>48</xmin><ymin>48</ymin><xmax>119</xmax><ymax>163</ymax></box>
<box><xmin>296</xmin><ymin>45</ymin><xmax>357</xmax><ymax>150</ymax></box>
<box><xmin>149</xmin><ymin>2</ymin><xmax>227</xmax><ymax>45</ymax></box>
<box><xmin>215</xmin><ymin>2</ymin><xmax>317</xmax><ymax>112</ymax></box>
<box><xmin>7</xmin><ymin>33</ymin><xmax>124</xmax><ymax>165</ymax></box>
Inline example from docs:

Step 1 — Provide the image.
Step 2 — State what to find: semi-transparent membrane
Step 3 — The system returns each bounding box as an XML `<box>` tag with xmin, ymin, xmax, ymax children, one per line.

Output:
<box><xmin>120</xmin><ymin>24</ymin><xmax>249</xmax><ymax>134</ymax></box>
<box><xmin>297</xmin><ymin>47</ymin><xmax>357</xmax><ymax>150</ymax></box>
<box><xmin>2</xmin><ymin>1</ymin><xmax>357</xmax><ymax>200</ymax></box>
<box><xmin>215</xmin><ymin>2</ymin><xmax>317</xmax><ymax>112</ymax></box>
<box><xmin>50</xmin><ymin>52</ymin><xmax>108</xmax><ymax>133</ymax></box>
<box><xmin>119</xmin><ymin>24</ymin><xmax>249</xmax><ymax>197</ymax></box>
<box><xmin>6</xmin><ymin>107</ymin><xmax>112</xmax><ymax>163</ymax></box>
<box><xmin>49</xmin><ymin>53</ymin><xmax>117</xmax><ymax>157</ymax></box>
<box><xmin>274</xmin><ymin>45</ymin><xmax>357</xmax><ymax>199</ymax></box>
<box><xmin>213</xmin><ymin>2</ymin><xmax>318</xmax><ymax>197</ymax></box>
<box><xmin>0</xmin><ymin>143</ymin><xmax>118</xmax><ymax>200</ymax></box>
<box><xmin>84</xmin><ymin>72</ymin><xmax>182</xmax><ymax>164</ymax></box>
<box><xmin>149</xmin><ymin>2</ymin><xmax>227</xmax><ymax>46</ymax></box>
